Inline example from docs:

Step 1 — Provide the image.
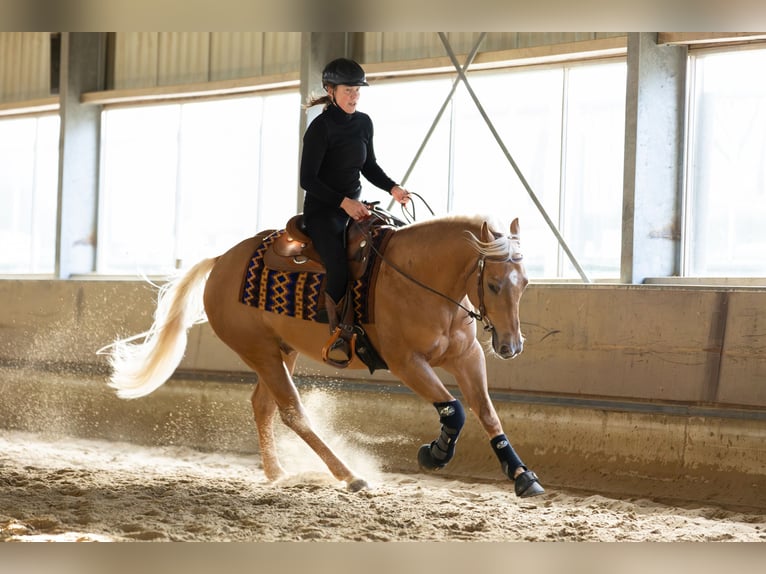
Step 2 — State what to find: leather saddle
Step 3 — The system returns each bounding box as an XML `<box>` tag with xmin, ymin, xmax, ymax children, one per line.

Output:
<box><xmin>263</xmin><ymin>213</ymin><xmax>378</xmax><ymax>280</ymax></box>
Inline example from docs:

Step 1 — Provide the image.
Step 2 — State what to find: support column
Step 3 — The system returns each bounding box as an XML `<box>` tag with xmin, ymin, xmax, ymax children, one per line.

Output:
<box><xmin>621</xmin><ymin>33</ymin><xmax>687</xmax><ymax>284</ymax></box>
<box><xmin>55</xmin><ymin>32</ymin><xmax>106</xmax><ymax>278</ymax></box>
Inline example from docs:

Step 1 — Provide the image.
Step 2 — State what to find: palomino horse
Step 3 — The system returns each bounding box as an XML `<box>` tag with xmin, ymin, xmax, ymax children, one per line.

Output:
<box><xmin>106</xmin><ymin>214</ymin><xmax>544</xmax><ymax>498</ymax></box>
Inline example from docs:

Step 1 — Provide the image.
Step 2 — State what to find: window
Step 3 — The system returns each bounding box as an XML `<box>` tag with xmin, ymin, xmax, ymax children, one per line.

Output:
<box><xmin>685</xmin><ymin>47</ymin><xmax>766</xmax><ymax>277</ymax></box>
<box><xmin>98</xmin><ymin>91</ymin><xmax>300</xmax><ymax>275</ymax></box>
<box><xmin>359</xmin><ymin>78</ymin><xmax>454</xmax><ymax>213</ymax></box>
<box><xmin>453</xmin><ymin>67</ymin><xmax>566</xmax><ymax>278</ymax></box>
<box><xmin>0</xmin><ymin>114</ymin><xmax>59</xmax><ymax>274</ymax></box>
<box><xmin>561</xmin><ymin>64</ymin><xmax>627</xmax><ymax>278</ymax></box>
<box><xmin>6</xmin><ymin>61</ymin><xmax>628</xmax><ymax>280</ymax></box>
<box><xmin>361</xmin><ymin>60</ymin><xmax>627</xmax><ymax>279</ymax></box>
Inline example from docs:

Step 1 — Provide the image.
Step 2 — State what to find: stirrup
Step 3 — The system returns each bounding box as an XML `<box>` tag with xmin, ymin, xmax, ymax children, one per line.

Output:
<box><xmin>321</xmin><ymin>327</ymin><xmax>357</xmax><ymax>368</ymax></box>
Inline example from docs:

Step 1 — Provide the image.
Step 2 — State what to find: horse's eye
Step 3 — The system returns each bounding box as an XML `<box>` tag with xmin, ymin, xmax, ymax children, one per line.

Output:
<box><xmin>488</xmin><ymin>282</ymin><xmax>500</xmax><ymax>295</ymax></box>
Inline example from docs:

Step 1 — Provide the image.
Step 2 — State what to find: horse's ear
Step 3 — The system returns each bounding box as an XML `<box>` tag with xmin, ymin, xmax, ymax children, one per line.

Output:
<box><xmin>510</xmin><ymin>218</ymin><xmax>520</xmax><ymax>236</ymax></box>
<box><xmin>481</xmin><ymin>221</ymin><xmax>493</xmax><ymax>243</ymax></box>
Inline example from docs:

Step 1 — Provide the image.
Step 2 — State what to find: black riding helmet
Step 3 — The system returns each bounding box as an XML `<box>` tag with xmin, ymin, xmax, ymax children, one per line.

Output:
<box><xmin>322</xmin><ymin>58</ymin><xmax>369</xmax><ymax>87</ymax></box>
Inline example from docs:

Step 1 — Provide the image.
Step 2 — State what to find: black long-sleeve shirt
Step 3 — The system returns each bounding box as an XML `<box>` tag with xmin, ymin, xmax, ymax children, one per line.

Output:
<box><xmin>300</xmin><ymin>103</ymin><xmax>397</xmax><ymax>216</ymax></box>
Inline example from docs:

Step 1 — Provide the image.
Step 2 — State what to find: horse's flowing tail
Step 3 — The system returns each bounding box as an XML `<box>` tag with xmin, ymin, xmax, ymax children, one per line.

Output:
<box><xmin>104</xmin><ymin>257</ymin><xmax>218</xmax><ymax>399</ymax></box>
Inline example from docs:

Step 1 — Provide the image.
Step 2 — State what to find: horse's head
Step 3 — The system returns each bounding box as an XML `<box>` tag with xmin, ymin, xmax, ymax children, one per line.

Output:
<box><xmin>472</xmin><ymin>218</ymin><xmax>528</xmax><ymax>359</ymax></box>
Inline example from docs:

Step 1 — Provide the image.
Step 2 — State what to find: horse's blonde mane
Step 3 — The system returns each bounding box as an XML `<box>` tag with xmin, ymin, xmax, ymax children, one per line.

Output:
<box><xmin>402</xmin><ymin>214</ymin><xmax>521</xmax><ymax>261</ymax></box>
<box><xmin>465</xmin><ymin>231</ymin><xmax>518</xmax><ymax>261</ymax></box>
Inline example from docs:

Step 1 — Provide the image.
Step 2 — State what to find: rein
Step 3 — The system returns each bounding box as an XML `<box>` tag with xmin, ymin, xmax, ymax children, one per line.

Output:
<box><xmin>358</xmin><ymin>207</ymin><xmax>509</xmax><ymax>332</ymax></box>
<box><xmin>398</xmin><ymin>191</ymin><xmax>436</xmax><ymax>224</ymax></box>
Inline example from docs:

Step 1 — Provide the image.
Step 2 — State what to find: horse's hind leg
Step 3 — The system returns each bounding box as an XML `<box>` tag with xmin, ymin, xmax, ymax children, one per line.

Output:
<box><xmin>249</xmin><ymin>348</ymin><xmax>300</xmax><ymax>482</ymax></box>
<box><xmin>251</xmin><ymin>380</ymin><xmax>286</xmax><ymax>482</ymax></box>
<box><xmin>243</xmin><ymin>346</ymin><xmax>367</xmax><ymax>491</ymax></box>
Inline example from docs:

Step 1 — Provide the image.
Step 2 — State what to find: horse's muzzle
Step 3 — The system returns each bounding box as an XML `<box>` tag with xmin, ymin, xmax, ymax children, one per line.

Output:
<box><xmin>492</xmin><ymin>331</ymin><xmax>524</xmax><ymax>359</ymax></box>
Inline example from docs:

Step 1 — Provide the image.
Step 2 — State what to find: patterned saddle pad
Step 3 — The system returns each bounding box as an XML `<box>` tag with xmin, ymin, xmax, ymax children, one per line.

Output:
<box><xmin>240</xmin><ymin>225</ymin><xmax>395</xmax><ymax>324</ymax></box>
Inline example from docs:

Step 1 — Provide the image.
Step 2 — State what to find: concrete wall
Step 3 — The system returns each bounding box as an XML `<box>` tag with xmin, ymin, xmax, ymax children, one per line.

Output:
<box><xmin>501</xmin><ymin>285</ymin><xmax>766</xmax><ymax>408</ymax></box>
<box><xmin>0</xmin><ymin>279</ymin><xmax>764</xmax><ymax>409</ymax></box>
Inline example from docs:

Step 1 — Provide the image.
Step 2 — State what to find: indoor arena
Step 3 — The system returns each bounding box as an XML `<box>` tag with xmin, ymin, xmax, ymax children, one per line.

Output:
<box><xmin>1</xmin><ymin>30</ymin><xmax>765</xmax><ymax>546</ymax></box>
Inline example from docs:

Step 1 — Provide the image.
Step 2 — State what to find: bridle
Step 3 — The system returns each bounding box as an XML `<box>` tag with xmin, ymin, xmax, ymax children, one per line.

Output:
<box><xmin>473</xmin><ymin>245</ymin><xmax>523</xmax><ymax>333</ymax></box>
<box><xmin>474</xmin><ymin>258</ymin><xmax>494</xmax><ymax>333</ymax></box>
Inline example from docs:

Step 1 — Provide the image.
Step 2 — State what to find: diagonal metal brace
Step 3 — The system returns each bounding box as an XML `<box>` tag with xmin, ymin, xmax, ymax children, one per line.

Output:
<box><xmin>438</xmin><ymin>32</ymin><xmax>591</xmax><ymax>283</ymax></box>
<box><xmin>387</xmin><ymin>33</ymin><xmax>487</xmax><ymax>211</ymax></box>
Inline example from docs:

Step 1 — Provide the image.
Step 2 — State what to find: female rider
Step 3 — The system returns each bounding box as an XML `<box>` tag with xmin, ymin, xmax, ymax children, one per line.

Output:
<box><xmin>300</xmin><ymin>58</ymin><xmax>411</xmax><ymax>367</ymax></box>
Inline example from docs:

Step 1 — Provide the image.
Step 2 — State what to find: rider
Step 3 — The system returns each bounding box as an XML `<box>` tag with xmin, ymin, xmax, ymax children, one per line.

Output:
<box><xmin>300</xmin><ymin>57</ymin><xmax>411</xmax><ymax>367</ymax></box>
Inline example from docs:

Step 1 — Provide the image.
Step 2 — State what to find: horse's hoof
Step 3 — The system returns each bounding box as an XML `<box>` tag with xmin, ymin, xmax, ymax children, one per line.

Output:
<box><xmin>514</xmin><ymin>470</ymin><xmax>545</xmax><ymax>498</ymax></box>
<box><xmin>347</xmin><ymin>478</ymin><xmax>369</xmax><ymax>492</ymax></box>
<box><xmin>417</xmin><ymin>443</ymin><xmax>445</xmax><ymax>471</ymax></box>
<box><xmin>263</xmin><ymin>467</ymin><xmax>288</xmax><ymax>483</ymax></box>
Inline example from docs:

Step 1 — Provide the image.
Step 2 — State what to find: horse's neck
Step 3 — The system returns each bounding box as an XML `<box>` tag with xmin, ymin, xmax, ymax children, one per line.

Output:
<box><xmin>395</xmin><ymin>219</ymin><xmax>480</xmax><ymax>295</ymax></box>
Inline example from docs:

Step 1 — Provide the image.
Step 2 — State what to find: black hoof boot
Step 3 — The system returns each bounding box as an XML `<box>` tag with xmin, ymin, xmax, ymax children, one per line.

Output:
<box><xmin>417</xmin><ymin>443</ymin><xmax>446</xmax><ymax>471</ymax></box>
<box><xmin>512</xmin><ymin>468</ymin><xmax>545</xmax><ymax>498</ymax></box>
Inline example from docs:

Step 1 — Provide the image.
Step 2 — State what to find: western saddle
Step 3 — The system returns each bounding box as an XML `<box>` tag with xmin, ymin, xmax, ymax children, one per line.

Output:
<box><xmin>263</xmin><ymin>213</ymin><xmax>378</xmax><ymax>279</ymax></box>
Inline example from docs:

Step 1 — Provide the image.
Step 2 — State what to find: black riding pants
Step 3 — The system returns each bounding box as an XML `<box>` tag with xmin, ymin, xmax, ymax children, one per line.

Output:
<box><xmin>304</xmin><ymin>209</ymin><xmax>349</xmax><ymax>303</ymax></box>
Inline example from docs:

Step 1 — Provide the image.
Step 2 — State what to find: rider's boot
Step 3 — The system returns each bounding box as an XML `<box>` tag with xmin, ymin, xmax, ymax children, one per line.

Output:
<box><xmin>322</xmin><ymin>292</ymin><xmax>356</xmax><ymax>368</ymax></box>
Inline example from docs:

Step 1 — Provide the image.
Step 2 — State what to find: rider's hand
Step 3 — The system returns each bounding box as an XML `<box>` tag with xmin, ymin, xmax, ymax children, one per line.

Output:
<box><xmin>391</xmin><ymin>185</ymin><xmax>411</xmax><ymax>205</ymax></box>
<box><xmin>340</xmin><ymin>197</ymin><xmax>371</xmax><ymax>221</ymax></box>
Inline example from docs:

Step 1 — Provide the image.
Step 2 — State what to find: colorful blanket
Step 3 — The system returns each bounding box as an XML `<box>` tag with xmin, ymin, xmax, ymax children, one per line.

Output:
<box><xmin>240</xmin><ymin>225</ymin><xmax>393</xmax><ymax>324</ymax></box>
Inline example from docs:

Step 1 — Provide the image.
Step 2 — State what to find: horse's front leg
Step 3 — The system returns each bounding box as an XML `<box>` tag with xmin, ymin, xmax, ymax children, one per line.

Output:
<box><xmin>445</xmin><ymin>340</ymin><xmax>545</xmax><ymax>498</ymax></box>
<box><xmin>387</xmin><ymin>355</ymin><xmax>466</xmax><ymax>471</ymax></box>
